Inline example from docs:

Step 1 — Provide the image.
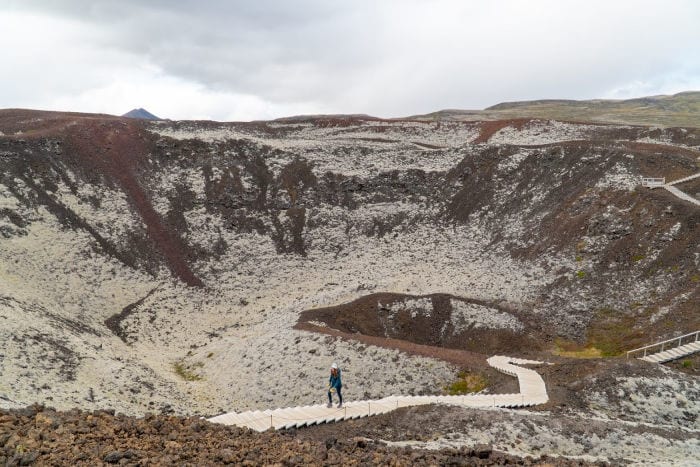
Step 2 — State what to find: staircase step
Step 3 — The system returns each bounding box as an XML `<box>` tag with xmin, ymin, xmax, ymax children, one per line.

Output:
<box><xmin>633</xmin><ymin>332</ymin><xmax>700</xmax><ymax>365</ymax></box>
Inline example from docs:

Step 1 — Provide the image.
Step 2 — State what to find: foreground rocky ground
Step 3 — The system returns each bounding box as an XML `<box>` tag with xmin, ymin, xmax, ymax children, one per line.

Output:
<box><xmin>1</xmin><ymin>405</ymin><xmax>600</xmax><ymax>466</ymax></box>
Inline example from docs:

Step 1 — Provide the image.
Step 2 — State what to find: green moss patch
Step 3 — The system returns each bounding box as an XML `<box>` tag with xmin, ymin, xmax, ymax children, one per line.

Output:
<box><xmin>553</xmin><ymin>339</ymin><xmax>603</xmax><ymax>358</ymax></box>
<box><xmin>173</xmin><ymin>361</ymin><xmax>204</xmax><ymax>381</ymax></box>
<box><xmin>586</xmin><ymin>308</ymin><xmax>646</xmax><ymax>357</ymax></box>
<box><xmin>444</xmin><ymin>370</ymin><xmax>488</xmax><ymax>395</ymax></box>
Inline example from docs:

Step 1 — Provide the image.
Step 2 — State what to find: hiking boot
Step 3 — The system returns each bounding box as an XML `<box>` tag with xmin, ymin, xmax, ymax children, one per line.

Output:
<box><xmin>326</xmin><ymin>402</ymin><xmax>332</xmax><ymax>408</ymax></box>
<box><xmin>337</xmin><ymin>402</ymin><xmax>342</xmax><ymax>408</ymax></box>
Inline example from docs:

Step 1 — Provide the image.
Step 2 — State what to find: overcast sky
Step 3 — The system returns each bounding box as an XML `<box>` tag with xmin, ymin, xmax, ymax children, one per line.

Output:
<box><xmin>2</xmin><ymin>1</ymin><xmax>699</xmax><ymax>121</ymax></box>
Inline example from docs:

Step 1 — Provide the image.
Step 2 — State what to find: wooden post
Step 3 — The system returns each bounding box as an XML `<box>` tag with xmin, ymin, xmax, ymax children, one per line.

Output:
<box><xmin>270</xmin><ymin>414</ymin><xmax>273</xmax><ymax>429</ymax></box>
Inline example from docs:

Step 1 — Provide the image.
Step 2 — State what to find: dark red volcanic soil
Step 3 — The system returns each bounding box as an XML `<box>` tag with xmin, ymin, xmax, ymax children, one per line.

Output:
<box><xmin>473</xmin><ymin>118</ymin><xmax>533</xmax><ymax>143</ymax></box>
<box><xmin>298</xmin><ymin>293</ymin><xmax>539</xmax><ymax>354</ymax></box>
<box><xmin>295</xmin><ymin>292</ymin><xmax>552</xmax><ymax>392</ymax></box>
<box><xmin>0</xmin><ymin>109</ymin><xmax>122</xmax><ymax>137</ymax></box>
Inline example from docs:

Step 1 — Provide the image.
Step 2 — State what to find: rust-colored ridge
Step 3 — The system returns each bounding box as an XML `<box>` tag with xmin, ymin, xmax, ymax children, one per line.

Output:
<box><xmin>63</xmin><ymin>119</ymin><xmax>204</xmax><ymax>287</ymax></box>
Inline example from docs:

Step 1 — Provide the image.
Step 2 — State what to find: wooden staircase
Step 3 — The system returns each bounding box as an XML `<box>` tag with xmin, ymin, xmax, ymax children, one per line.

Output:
<box><xmin>627</xmin><ymin>331</ymin><xmax>700</xmax><ymax>363</ymax></box>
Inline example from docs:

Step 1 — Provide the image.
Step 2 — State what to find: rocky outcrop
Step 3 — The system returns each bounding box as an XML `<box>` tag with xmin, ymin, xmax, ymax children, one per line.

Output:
<box><xmin>0</xmin><ymin>406</ymin><xmax>594</xmax><ymax>466</ymax></box>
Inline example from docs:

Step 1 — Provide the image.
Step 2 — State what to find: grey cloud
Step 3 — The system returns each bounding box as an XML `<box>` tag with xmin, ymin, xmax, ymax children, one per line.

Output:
<box><xmin>3</xmin><ymin>0</ymin><xmax>700</xmax><ymax>119</ymax></box>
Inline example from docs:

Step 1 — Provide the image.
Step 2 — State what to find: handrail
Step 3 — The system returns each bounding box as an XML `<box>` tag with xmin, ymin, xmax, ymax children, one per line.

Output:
<box><xmin>640</xmin><ymin>177</ymin><xmax>666</xmax><ymax>189</ymax></box>
<box><xmin>626</xmin><ymin>330</ymin><xmax>700</xmax><ymax>359</ymax></box>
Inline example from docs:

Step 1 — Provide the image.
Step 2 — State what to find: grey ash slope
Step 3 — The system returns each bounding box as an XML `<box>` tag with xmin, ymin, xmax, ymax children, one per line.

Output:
<box><xmin>0</xmin><ymin>109</ymin><xmax>698</xmax><ymax>464</ymax></box>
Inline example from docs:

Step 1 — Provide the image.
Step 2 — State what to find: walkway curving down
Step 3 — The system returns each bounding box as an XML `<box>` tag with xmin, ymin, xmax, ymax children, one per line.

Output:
<box><xmin>641</xmin><ymin>173</ymin><xmax>700</xmax><ymax>207</ymax></box>
<box><xmin>663</xmin><ymin>185</ymin><xmax>700</xmax><ymax>206</ymax></box>
<box><xmin>627</xmin><ymin>331</ymin><xmax>700</xmax><ymax>364</ymax></box>
<box><xmin>208</xmin><ymin>356</ymin><xmax>549</xmax><ymax>432</ymax></box>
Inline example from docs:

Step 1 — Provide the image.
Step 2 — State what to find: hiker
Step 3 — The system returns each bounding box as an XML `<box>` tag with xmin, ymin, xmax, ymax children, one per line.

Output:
<box><xmin>327</xmin><ymin>362</ymin><xmax>343</xmax><ymax>408</ymax></box>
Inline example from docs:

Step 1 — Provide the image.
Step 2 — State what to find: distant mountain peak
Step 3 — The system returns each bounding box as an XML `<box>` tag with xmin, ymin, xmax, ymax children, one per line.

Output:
<box><xmin>122</xmin><ymin>108</ymin><xmax>160</xmax><ymax>120</ymax></box>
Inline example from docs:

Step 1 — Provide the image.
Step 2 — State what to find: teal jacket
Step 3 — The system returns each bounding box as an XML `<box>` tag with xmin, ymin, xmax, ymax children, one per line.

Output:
<box><xmin>329</xmin><ymin>369</ymin><xmax>342</xmax><ymax>390</ymax></box>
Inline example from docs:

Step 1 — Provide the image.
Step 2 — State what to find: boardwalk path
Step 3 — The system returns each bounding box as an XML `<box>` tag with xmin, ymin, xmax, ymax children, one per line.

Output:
<box><xmin>208</xmin><ymin>355</ymin><xmax>549</xmax><ymax>431</ymax></box>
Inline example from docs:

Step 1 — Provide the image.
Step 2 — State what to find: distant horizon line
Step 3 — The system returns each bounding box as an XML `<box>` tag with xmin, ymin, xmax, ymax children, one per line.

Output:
<box><xmin>2</xmin><ymin>89</ymin><xmax>698</xmax><ymax>124</ymax></box>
